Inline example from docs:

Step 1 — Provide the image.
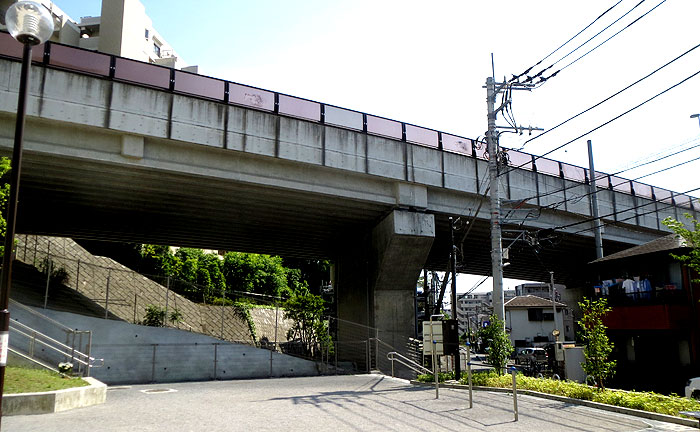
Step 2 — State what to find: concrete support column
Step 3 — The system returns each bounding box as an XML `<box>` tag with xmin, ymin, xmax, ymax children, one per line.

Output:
<box><xmin>335</xmin><ymin>209</ymin><xmax>434</xmax><ymax>371</ymax></box>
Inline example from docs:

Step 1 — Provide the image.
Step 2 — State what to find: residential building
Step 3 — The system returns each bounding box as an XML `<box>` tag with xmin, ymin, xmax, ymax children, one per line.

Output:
<box><xmin>588</xmin><ymin>234</ymin><xmax>699</xmax><ymax>394</ymax></box>
<box><xmin>504</xmin><ymin>295</ymin><xmax>571</xmax><ymax>347</ymax></box>
<box><xmin>455</xmin><ymin>289</ymin><xmax>516</xmax><ymax>336</ymax></box>
<box><xmin>0</xmin><ymin>0</ymin><xmax>195</xmax><ymax>71</ymax></box>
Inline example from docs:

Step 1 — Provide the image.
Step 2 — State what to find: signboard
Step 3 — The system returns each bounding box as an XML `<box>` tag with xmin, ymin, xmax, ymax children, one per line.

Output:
<box><xmin>422</xmin><ymin>321</ymin><xmax>444</xmax><ymax>355</ymax></box>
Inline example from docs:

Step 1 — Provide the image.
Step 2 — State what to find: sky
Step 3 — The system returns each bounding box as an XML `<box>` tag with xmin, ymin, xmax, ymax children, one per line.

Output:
<box><xmin>53</xmin><ymin>0</ymin><xmax>700</xmax><ymax>294</ymax></box>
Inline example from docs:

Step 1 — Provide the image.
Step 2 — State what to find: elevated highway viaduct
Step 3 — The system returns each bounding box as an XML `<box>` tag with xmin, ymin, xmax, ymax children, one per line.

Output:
<box><xmin>0</xmin><ymin>38</ymin><xmax>696</xmax><ymax>352</ymax></box>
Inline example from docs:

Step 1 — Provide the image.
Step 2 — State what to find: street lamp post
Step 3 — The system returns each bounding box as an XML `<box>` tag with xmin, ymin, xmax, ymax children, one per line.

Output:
<box><xmin>0</xmin><ymin>1</ymin><xmax>54</xmax><ymax>425</ymax></box>
<box><xmin>691</xmin><ymin>114</ymin><xmax>700</xmax><ymax>128</ymax></box>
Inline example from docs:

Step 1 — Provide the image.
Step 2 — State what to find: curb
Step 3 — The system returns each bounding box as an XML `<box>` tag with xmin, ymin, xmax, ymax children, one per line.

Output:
<box><xmin>410</xmin><ymin>380</ymin><xmax>699</xmax><ymax>428</ymax></box>
<box><xmin>2</xmin><ymin>377</ymin><xmax>107</xmax><ymax>416</ymax></box>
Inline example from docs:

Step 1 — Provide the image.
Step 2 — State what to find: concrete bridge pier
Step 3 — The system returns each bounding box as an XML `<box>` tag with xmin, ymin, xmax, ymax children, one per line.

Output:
<box><xmin>335</xmin><ymin>207</ymin><xmax>435</xmax><ymax>371</ymax></box>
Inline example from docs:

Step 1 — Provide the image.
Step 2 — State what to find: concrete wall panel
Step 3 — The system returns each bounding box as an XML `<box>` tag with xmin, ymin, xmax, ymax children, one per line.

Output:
<box><xmin>278</xmin><ymin>118</ymin><xmax>322</xmax><ymax>165</ymax></box>
<box><xmin>563</xmin><ymin>181</ymin><xmax>592</xmax><ymax>216</ymax></box>
<box><xmin>614</xmin><ymin>193</ymin><xmax>637</xmax><ymax>225</ymax></box>
<box><xmin>238</xmin><ymin>109</ymin><xmax>277</xmax><ymax>157</ymax></box>
<box><xmin>537</xmin><ymin>175</ymin><xmax>566</xmax><ymax>208</ymax></box>
<box><xmin>408</xmin><ymin>145</ymin><xmax>442</xmax><ymax>187</ymax></box>
<box><xmin>507</xmin><ymin>170</ymin><xmax>538</xmax><ymax>202</ymax></box>
<box><xmin>367</xmin><ymin>136</ymin><xmax>405</xmax><ymax>180</ymax></box>
<box><xmin>443</xmin><ymin>152</ymin><xmax>478</xmax><ymax>193</ymax></box>
<box><xmin>109</xmin><ymin>83</ymin><xmax>170</xmax><ymax>137</ymax></box>
<box><xmin>35</xmin><ymin>69</ymin><xmax>109</xmax><ymax>128</ymax></box>
<box><xmin>170</xmin><ymin>95</ymin><xmax>225</xmax><ymax>148</ymax></box>
<box><xmin>635</xmin><ymin>197</ymin><xmax>659</xmax><ymax>230</ymax></box>
<box><xmin>323</xmin><ymin>126</ymin><xmax>366</xmax><ymax>173</ymax></box>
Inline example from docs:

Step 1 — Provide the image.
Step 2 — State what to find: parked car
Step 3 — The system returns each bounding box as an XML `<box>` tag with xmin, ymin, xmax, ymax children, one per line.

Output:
<box><xmin>686</xmin><ymin>378</ymin><xmax>700</xmax><ymax>399</ymax></box>
<box><xmin>515</xmin><ymin>347</ymin><xmax>547</xmax><ymax>365</ymax></box>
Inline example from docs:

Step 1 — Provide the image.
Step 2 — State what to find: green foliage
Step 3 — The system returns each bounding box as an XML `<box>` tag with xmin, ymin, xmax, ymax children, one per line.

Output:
<box><xmin>142</xmin><ymin>304</ymin><xmax>166</xmax><ymax>327</ymax></box>
<box><xmin>464</xmin><ymin>371</ymin><xmax>700</xmax><ymax>417</ymax></box>
<box><xmin>284</xmin><ymin>292</ymin><xmax>331</xmax><ymax>358</ymax></box>
<box><xmin>222</xmin><ymin>252</ymin><xmax>289</xmax><ymax>297</ymax></box>
<box><xmin>231</xmin><ymin>300</ymin><xmax>257</xmax><ymax>344</ymax></box>
<box><xmin>416</xmin><ymin>371</ymin><xmax>454</xmax><ymax>383</ymax></box>
<box><xmin>478</xmin><ymin>315</ymin><xmax>513</xmax><ymax>375</ymax></box>
<box><xmin>39</xmin><ymin>258</ymin><xmax>70</xmax><ymax>286</ymax></box>
<box><xmin>5</xmin><ymin>366</ymin><xmax>89</xmax><ymax>394</ymax></box>
<box><xmin>169</xmin><ymin>307</ymin><xmax>183</xmax><ymax>324</ymax></box>
<box><xmin>663</xmin><ymin>214</ymin><xmax>700</xmax><ymax>283</ymax></box>
<box><xmin>0</xmin><ymin>157</ymin><xmax>10</xmax><ymax>259</ymax></box>
<box><xmin>578</xmin><ymin>297</ymin><xmax>616</xmax><ymax>389</ymax></box>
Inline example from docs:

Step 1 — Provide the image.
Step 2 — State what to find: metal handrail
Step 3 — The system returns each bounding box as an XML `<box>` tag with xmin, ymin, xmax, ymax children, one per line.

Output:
<box><xmin>9</xmin><ymin>320</ymin><xmax>103</xmax><ymax>371</ymax></box>
<box><xmin>387</xmin><ymin>351</ymin><xmax>431</xmax><ymax>377</ymax></box>
<box><xmin>10</xmin><ymin>298</ymin><xmax>74</xmax><ymax>333</ymax></box>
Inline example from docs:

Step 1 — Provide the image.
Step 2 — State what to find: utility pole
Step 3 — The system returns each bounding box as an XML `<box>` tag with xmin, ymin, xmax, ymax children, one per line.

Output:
<box><xmin>550</xmin><ymin>271</ymin><xmax>558</xmax><ymax>341</ymax></box>
<box><xmin>449</xmin><ymin>217</ymin><xmax>460</xmax><ymax>380</ymax></box>
<box><xmin>485</xmin><ymin>74</ymin><xmax>541</xmax><ymax>324</ymax></box>
<box><xmin>587</xmin><ymin>140</ymin><xmax>604</xmax><ymax>259</ymax></box>
<box><xmin>486</xmin><ymin>76</ymin><xmax>504</xmax><ymax>323</ymax></box>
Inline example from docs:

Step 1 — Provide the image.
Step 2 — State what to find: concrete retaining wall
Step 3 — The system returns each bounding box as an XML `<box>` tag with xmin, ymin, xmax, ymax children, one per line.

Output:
<box><xmin>10</xmin><ymin>306</ymin><xmax>321</xmax><ymax>385</ymax></box>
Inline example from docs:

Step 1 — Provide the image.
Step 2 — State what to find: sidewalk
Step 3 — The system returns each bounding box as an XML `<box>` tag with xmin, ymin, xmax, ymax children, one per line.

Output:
<box><xmin>4</xmin><ymin>374</ymin><xmax>695</xmax><ymax>431</ymax></box>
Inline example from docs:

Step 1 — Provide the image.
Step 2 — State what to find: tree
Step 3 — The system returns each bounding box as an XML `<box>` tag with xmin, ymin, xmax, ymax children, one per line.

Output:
<box><xmin>578</xmin><ymin>297</ymin><xmax>616</xmax><ymax>389</ymax></box>
<box><xmin>662</xmin><ymin>214</ymin><xmax>700</xmax><ymax>283</ymax></box>
<box><xmin>478</xmin><ymin>315</ymin><xmax>513</xmax><ymax>375</ymax></box>
<box><xmin>283</xmin><ymin>292</ymin><xmax>331</xmax><ymax>358</ymax></box>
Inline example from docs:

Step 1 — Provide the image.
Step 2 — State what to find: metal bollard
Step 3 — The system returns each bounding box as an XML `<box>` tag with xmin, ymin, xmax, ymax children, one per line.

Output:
<box><xmin>466</xmin><ymin>341</ymin><xmax>473</xmax><ymax>409</ymax></box>
<box><xmin>511</xmin><ymin>367</ymin><xmax>518</xmax><ymax>421</ymax></box>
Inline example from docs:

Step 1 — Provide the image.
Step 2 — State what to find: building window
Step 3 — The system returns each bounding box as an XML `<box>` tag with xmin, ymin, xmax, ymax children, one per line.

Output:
<box><xmin>153</xmin><ymin>43</ymin><xmax>161</xmax><ymax>57</ymax></box>
<box><xmin>145</xmin><ymin>29</ymin><xmax>149</xmax><ymax>39</ymax></box>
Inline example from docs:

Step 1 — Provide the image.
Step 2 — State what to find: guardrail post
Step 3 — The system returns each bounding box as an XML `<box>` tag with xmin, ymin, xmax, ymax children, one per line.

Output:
<box><xmin>43</xmin><ymin>253</ymin><xmax>52</xmax><ymax>309</ymax></box>
<box><xmin>75</xmin><ymin>260</ymin><xmax>81</xmax><ymax>293</ymax></box>
<box><xmin>104</xmin><ymin>270</ymin><xmax>111</xmax><ymax>319</ymax></box>
<box><xmin>86</xmin><ymin>331</ymin><xmax>92</xmax><ymax>377</ymax></box>
<box><xmin>151</xmin><ymin>344</ymin><xmax>157</xmax><ymax>383</ymax></box>
<box><xmin>133</xmin><ymin>293</ymin><xmax>137</xmax><ymax>323</ymax></box>
<box><xmin>214</xmin><ymin>343</ymin><xmax>218</xmax><ymax>380</ymax></box>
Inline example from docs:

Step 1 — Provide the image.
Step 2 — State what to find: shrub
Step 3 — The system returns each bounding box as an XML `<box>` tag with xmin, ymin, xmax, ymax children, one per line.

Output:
<box><xmin>463</xmin><ymin>371</ymin><xmax>700</xmax><ymax>417</ymax></box>
<box><xmin>142</xmin><ymin>304</ymin><xmax>165</xmax><ymax>327</ymax></box>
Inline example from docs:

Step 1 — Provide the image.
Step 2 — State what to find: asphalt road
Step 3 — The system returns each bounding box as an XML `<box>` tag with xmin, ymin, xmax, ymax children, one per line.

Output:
<box><xmin>4</xmin><ymin>374</ymin><xmax>695</xmax><ymax>432</ymax></box>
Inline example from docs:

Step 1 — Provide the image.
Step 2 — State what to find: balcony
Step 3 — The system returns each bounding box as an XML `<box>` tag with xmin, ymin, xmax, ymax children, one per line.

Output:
<box><xmin>604</xmin><ymin>303</ymin><xmax>691</xmax><ymax>330</ymax></box>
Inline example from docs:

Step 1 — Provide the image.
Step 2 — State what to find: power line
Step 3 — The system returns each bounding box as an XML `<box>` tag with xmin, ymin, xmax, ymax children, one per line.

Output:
<box><xmin>501</xmin><ymin>67</ymin><xmax>700</xmax><ymax>177</ymax></box>
<box><xmin>518</xmin><ymin>41</ymin><xmax>700</xmax><ymax>151</ymax></box>
<box><xmin>536</xmin><ymin>0</ymin><xmax>668</xmax><ymax>85</ymax></box>
<box><xmin>510</xmin><ymin>0</ymin><xmax>625</xmax><ymax>83</ymax></box>
<box><xmin>554</xmin><ymin>185</ymin><xmax>700</xmax><ymax>232</ymax></box>
<box><xmin>521</xmin><ymin>0</ymin><xmax>649</xmax><ymax>84</ymax></box>
<box><xmin>528</xmin><ymin>138</ymin><xmax>700</xmax><ymax>212</ymax></box>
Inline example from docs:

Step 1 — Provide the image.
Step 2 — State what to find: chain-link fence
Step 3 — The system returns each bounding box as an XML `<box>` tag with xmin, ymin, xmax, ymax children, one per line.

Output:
<box><xmin>15</xmin><ymin>235</ymin><xmax>289</xmax><ymax>347</ymax></box>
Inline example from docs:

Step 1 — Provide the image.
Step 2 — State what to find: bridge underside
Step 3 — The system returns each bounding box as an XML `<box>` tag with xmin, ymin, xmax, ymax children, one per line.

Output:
<box><xmin>11</xmin><ymin>132</ymin><xmax>631</xmax><ymax>287</ymax></box>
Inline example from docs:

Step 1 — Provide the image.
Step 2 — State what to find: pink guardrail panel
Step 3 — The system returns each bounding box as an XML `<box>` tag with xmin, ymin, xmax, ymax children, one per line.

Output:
<box><xmin>174</xmin><ymin>70</ymin><xmax>224</xmax><ymax>100</ymax></box>
<box><xmin>536</xmin><ymin>158</ymin><xmax>560</xmax><ymax>177</ymax></box>
<box><xmin>561</xmin><ymin>163</ymin><xmax>585</xmax><ymax>182</ymax></box>
<box><xmin>442</xmin><ymin>133</ymin><xmax>472</xmax><ymax>155</ymax></box>
<box><xmin>228</xmin><ymin>83</ymin><xmax>274</xmax><ymax>111</ymax></box>
<box><xmin>654</xmin><ymin>187</ymin><xmax>673</xmax><ymax>204</ymax></box>
<box><xmin>278</xmin><ymin>94</ymin><xmax>320</xmax><ymax>121</ymax></box>
<box><xmin>610</xmin><ymin>176</ymin><xmax>632</xmax><ymax>194</ymax></box>
<box><xmin>49</xmin><ymin>44</ymin><xmax>110</xmax><ymax>76</ymax></box>
<box><xmin>0</xmin><ymin>33</ymin><xmax>44</xmax><ymax>62</ymax></box>
<box><xmin>675</xmin><ymin>194</ymin><xmax>692</xmax><ymax>208</ymax></box>
<box><xmin>324</xmin><ymin>105</ymin><xmax>363</xmax><ymax>130</ymax></box>
<box><xmin>114</xmin><ymin>57</ymin><xmax>170</xmax><ymax>89</ymax></box>
<box><xmin>366</xmin><ymin>115</ymin><xmax>402</xmax><ymax>140</ymax></box>
<box><xmin>507</xmin><ymin>150</ymin><xmax>533</xmax><ymax>170</ymax></box>
<box><xmin>592</xmin><ymin>173</ymin><xmax>609</xmax><ymax>188</ymax></box>
<box><xmin>405</xmin><ymin>124</ymin><xmax>438</xmax><ymax>148</ymax></box>
<box><xmin>633</xmin><ymin>182</ymin><xmax>653</xmax><ymax>198</ymax></box>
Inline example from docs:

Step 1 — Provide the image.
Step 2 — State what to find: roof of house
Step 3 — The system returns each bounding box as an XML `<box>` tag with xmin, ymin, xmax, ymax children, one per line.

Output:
<box><xmin>589</xmin><ymin>234</ymin><xmax>687</xmax><ymax>264</ymax></box>
<box><xmin>504</xmin><ymin>295</ymin><xmax>567</xmax><ymax>309</ymax></box>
